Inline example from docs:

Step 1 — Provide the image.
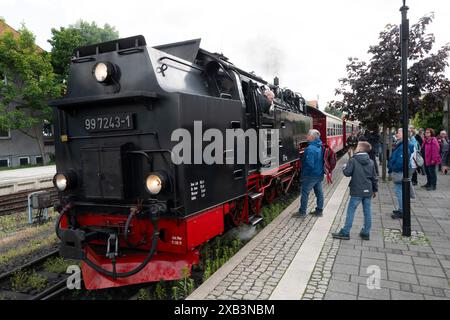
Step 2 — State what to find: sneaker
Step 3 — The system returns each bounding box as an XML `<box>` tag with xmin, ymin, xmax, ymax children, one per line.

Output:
<box><xmin>412</xmin><ymin>181</ymin><xmax>418</xmax><ymax>186</ymax></box>
<box><xmin>391</xmin><ymin>212</ymin><xmax>403</xmax><ymax>219</ymax></box>
<box><xmin>296</xmin><ymin>212</ymin><xmax>307</xmax><ymax>219</ymax></box>
<box><xmin>332</xmin><ymin>230</ymin><xmax>350</xmax><ymax>240</ymax></box>
<box><xmin>426</xmin><ymin>186</ymin><xmax>434</xmax><ymax>191</ymax></box>
<box><xmin>359</xmin><ymin>230</ymin><xmax>370</xmax><ymax>241</ymax></box>
<box><xmin>392</xmin><ymin>210</ymin><xmax>401</xmax><ymax>214</ymax></box>
<box><xmin>310</xmin><ymin>209</ymin><xmax>323</xmax><ymax>217</ymax></box>
<box><xmin>421</xmin><ymin>184</ymin><xmax>430</xmax><ymax>189</ymax></box>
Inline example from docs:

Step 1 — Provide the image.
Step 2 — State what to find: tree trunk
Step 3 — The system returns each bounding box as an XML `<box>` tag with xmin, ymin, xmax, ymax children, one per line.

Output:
<box><xmin>33</xmin><ymin>126</ymin><xmax>48</xmax><ymax>165</ymax></box>
<box><xmin>382</xmin><ymin>125</ymin><xmax>388</xmax><ymax>181</ymax></box>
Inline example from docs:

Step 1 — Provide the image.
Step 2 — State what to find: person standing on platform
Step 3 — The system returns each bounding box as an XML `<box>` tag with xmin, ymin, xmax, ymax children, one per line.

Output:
<box><xmin>347</xmin><ymin>132</ymin><xmax>358</xmax><ymax>159</ymax></box>
<box><xmin>422</xmin><ymin>128</ymin><xmax>442</xmax><ymax>191</ymax></box>
<box><xmin>438</xmin><ymin>131</ymin><xmax>449</xmax><ymax>175</ymax></box>
<box><xmin>409</xmin><ymin>127</ymin><xmax>420</xmax><ymax>186</ymax></box>
<box><xmin>298</xmin><ymin>129</ymin><xmax>325</xmax><ymax>218</ymax></box>
<box><xmin>389</xmin><ymin>129</ymin><xmax>414</xmax><ymax>219</ymax></box>
<box><xmin>332</xmin><ymin>141</ymin><xmax>378</xmax><ymax>241</ymax></box>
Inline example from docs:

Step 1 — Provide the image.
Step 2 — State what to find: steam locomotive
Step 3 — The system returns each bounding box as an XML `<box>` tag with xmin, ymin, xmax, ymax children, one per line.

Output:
<box><xmin>50</xmin><ymin>36</ymin><xmax>358</xmax><ymax>290</ymax></box>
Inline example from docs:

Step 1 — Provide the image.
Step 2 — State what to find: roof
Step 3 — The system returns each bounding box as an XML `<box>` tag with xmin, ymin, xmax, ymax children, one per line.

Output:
<box><xmin>0</xmin><ymin>19</ymin><xmax>44</xmax><ymax>52</ymax></box>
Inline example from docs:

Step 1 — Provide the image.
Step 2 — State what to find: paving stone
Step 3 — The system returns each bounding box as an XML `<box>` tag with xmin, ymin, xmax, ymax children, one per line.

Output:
<box><xmin>387</xmin><ymin>261</ymin><xmax>416</xmax><ymax>274</ymax></box>
<box><xmin>333</xmin><ymin>263</ymin><xmax>360</xmax><ymax>275</ymax></box>
<box><xmin>358</xmin><ymin>284</ymin><xmax>390</xmax><ymax>300</ymax></box>
<box><xmin>417</xmin><ymin>275</ymin><xmax>450</xmax><ymax>289</ymax></box>
<box><xmin>411</xmin><ymin>285</ymin><xmax>434</xmax><ymax>296</ymax></box>
<box><xmin>324</xmin><ymin>291</ymin><xmax>357</xmax><ymax>300</ymax></box>
<box><xmin>387</xmin><ymin>271</ymin><xmax>419</xmax><ymax>284</ymax></box>
<box><xmin>386</xmin><ymin>253</ymin><xmax>413</xmax><ymax>264</ymax></box>
<box><xmin>412</xmin><ymin>257</ymin><xmax>441</xmax><ymax>267</ymax></box>
<box><xmin>414</xmin><ymin>265</ymin><xmax>446</xmax><ymax>277</ymax></box>
<box><xmin>327</xmin><ymin>280</ymin><xmax>358</xmax><ymax>296</ymax></box>
<box><xmin>390</xmin><ymin>290</ymin><xmax>425</xmax><ymax>300</ymax></box>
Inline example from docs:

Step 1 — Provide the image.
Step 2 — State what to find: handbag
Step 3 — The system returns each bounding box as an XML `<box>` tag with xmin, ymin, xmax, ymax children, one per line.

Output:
<box><xmin>414</xmin><ymin>151</ymin><xmax>424</xmax><ymax>167</ymax></box>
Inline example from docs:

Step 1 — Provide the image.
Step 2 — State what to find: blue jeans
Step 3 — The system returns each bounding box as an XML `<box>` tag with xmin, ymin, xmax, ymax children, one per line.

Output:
<box><xmin>394</xmin><ymin>182</ymin><xmax>403</xmax><ymax>212</ymax></box>
<box><xmin>341</xmin><ymin>196</ymin><xmax>372</xmax><ymax>236</ymax></box>
<box><xmin>299</xmin><ymin>176</ymin><xmax>324</xmax><ymax>215</ymax></box>
<box><xmin>425</xmin><ymin>165</ymin><xmax>437</xmax><ymax>187</ymax></box>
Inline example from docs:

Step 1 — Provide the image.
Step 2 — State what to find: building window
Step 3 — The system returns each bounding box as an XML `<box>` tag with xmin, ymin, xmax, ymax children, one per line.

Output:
<box><xmin>0</xmin><ymin>159</ymin><xmax>9</xmax><ymax>168</ymax></box>
<box><xmin>0</xmin><ymin>128</ymin><xmax>11</xmax><ymax>139</ymax></box>
<box><xmin>19</xmin><ymin>157</ymin><xmax>30</xmax><ymax>166</ymax></box>
<box><xmin>35</xmin><ymin>156</ymin><xmax>43</xmax><ymax>165</ymax></box>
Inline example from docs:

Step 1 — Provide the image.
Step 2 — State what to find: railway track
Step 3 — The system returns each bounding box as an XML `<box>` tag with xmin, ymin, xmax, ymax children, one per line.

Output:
<box><xmin>0</xmin><ymin>249</ymin><xmax>72</xmax><ymax>300</ymax></box>
<box><xmin>0</xmin><ymin>188</ymin><xmax>59</xmax><ymax>217</ymax></box>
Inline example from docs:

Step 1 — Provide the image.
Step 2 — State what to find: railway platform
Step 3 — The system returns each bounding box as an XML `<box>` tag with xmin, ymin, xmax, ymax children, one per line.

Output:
<box><xmin>188</xmin><ymin>157</ymin><xmax>450</xmax><ymax>300</ymax></box>
<box><xmin>0</xmin><ymin>165</ymin><xmax>56</xmax><ymax>195</ymax></box>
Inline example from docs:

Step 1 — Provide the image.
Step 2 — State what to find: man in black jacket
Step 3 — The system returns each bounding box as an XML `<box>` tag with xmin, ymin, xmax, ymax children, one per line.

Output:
<box><xmin>333</xmin><ymin>142</ymin><xmax>378</xmax><ymax>241</ymax></box>
<box><xmin>347</xmin><ymin>132</ymin><xmax>358</xmax><ymax>158</ymax></box>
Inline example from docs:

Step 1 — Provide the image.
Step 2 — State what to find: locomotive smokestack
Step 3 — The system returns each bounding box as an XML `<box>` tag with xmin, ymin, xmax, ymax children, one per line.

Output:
<box><xmin>274</xmin><ymin>77</ymin><xmax>279</xmax><ymax>86</ymax></box>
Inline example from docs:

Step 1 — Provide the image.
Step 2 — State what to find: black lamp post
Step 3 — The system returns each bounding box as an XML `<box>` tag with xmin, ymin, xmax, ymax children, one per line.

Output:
<box><xmin>400</xmin><ymin>0</ymin><xmax>411</xmax><ymax>237</ymax></box>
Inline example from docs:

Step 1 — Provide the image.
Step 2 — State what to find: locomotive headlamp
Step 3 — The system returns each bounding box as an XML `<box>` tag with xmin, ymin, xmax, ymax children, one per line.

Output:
<box><xmin>145</xmin><ymin>172</ymin><xmax>169</xmax><ymax>195</ymax></box>
<box><xmin>93</xmin><ymin>62</ymin><xmax>115</xmax><ymax>83</ymax></box>
<box><xmin>54</xmin><ymin>174</ymin><xmax>67</xmax><ymax>191</ymax></box>
<box><xmin>53</xmin><ymin>171</ymin><xmax>77</xmax><ymax>192</ymax></box>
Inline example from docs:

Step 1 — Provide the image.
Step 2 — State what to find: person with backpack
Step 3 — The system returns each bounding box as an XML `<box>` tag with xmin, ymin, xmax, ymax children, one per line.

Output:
<box><xmin>298</xmin><ymin>129</ymin><xmax>325</xmax><ymax>218</ymax></box>
<box><xmin>332</xmin><ymin>141</ymin><xmax>378</xmax><ymax>240</ymax></box>
<box><xmin>389</xmin><ymin>129</ymin><xmax>415</xmax><ymax>219</ymax></box>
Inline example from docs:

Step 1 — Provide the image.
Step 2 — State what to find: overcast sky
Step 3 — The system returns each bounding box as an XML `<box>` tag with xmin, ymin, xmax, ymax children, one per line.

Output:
<box><xmin>1</xmin><ymin>0</ymin><xmax>449</xmax><ymax>107</ymax></box>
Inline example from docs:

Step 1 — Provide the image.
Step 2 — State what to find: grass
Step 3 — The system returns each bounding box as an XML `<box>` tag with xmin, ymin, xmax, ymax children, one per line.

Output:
<box><xmin>43</xmin><ymin>256</ymin><xmax>74</xmax><ymax>274</ymax></box>
<box><xmin>10</xmin><ymin>269</ymin><xmax>48</xmax><ymax>292</ymax></box>
<box><xmin>0</xmin><ymin>233</ymin><xmax>58</xmax><ymax>268</ymax></box>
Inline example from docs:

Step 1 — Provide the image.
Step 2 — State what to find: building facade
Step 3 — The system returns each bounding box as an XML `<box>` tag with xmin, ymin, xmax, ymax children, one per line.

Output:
<box><xmin>0</xmin><ymin>20</ymin><xmax>55</xmax><ymax>168</ymax></box>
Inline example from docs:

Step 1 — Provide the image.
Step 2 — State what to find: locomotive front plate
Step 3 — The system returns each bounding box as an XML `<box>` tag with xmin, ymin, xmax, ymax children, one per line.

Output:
<box><xmin>83</xmin><ymin>113</ymin><xmax>134</xmax><ymax>132</ymax></box>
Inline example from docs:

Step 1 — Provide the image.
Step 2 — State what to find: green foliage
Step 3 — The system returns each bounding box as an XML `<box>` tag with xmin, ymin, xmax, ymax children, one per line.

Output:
<box><xmin>43</xmin><ymin>256</ymin><xmax>72</xmax><ymax>274</ymax></box>
<box><xmin>48</xmin><ymin>20</ymin><xmax>119</xmax><ymax>84</ymax></box>
<box><xmin>136</xmin><ymin>288</ymin><xmax>152</xmax><ymax>300</ymax></box>
<box><xmin>333</xmin><ymin>13</ymin><xmax>450</xmax><ymax>128</ymax></box>
<box><xmin>0</xmin><ymin>24</ymin><xmax>62</xmax><ymax>132</ymax></box>
<box><xmin>10</xmin><ymin>269</ymin><xmax>47</xmax><ymax>292</ymax></box>
<box><xmin>412</xmin><ymin>111</ymin><xmax>444</xmax><ymax>132</ymax></box>
<box><xmin>154</xmin><ymin>281</ymin><xmax>167</xmax><ymax>300</ymax></box>
<box><xmin>324</xmin><ymin>104</ymin><xmax>343</xmax><ymax>118</ymax></box>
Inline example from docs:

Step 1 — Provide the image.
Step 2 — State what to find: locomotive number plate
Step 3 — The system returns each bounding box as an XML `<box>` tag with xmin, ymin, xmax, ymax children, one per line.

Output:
<box><xmin>84</xmin><ymin>113</ymin><xmax>134</xmax><ymax>132</ymax></box>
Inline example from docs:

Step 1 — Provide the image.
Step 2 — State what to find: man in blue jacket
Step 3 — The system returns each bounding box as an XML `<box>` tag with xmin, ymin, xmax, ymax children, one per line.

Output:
<box><xmin>299</xmin><ymin>129</ymin><xmax>325</xmax><ymax>217</ymax></box>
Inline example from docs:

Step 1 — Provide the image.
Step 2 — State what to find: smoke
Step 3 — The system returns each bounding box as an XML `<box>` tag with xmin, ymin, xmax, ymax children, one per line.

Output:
<box><xmin>225</xmin><ymin>224</ymin><xmax>258</xmax><ymax>242</ymax></box>
<box><xmin>241</xmin><ymin>35</ymin><xmax>286</xmax><ymax>82</ymax></box>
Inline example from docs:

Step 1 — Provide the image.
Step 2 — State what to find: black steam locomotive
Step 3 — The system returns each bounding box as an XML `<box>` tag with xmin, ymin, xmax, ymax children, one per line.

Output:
<box><xmin>50</xmin><ymin>36</ymin><xmax>312</xmax><ymax>289</ymax></box>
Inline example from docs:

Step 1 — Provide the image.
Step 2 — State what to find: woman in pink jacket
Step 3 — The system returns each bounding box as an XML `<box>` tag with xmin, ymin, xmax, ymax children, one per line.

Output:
<box><xmin>421</xmin><ymin>128</ymin><xmax>442</xmax><ymax>191</ymax></box>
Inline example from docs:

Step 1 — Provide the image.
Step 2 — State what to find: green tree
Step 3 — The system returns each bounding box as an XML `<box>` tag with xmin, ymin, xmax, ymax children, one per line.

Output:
<box><xmin>332</xmin><ymin>13</ymin><xmax>450</xmax><ymax>179</ymax></box>
<box><xmin>48</xmin><ymin>20</ymin><xmax>119</xmax><ymax>84</ymax></box>
<box><xmin>0</xmin><ymin>24</ymin><xmax>62</xmax><ymax>164</ymax></box>
<box><xmin>324</xmin><ymin>103</ymin><xmax>343</xmax><ymax>118</ymax></box>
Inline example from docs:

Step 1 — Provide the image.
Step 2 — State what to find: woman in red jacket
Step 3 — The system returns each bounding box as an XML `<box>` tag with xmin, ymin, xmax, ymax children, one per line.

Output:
<box><xmin>421</xmin><ymin>128</ymin><xmax>442</xmax><ymax>191</ymax></box>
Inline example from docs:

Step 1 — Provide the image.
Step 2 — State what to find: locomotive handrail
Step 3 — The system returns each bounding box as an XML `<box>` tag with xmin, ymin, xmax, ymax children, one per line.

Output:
<box><xmin>49</xmin><ymin>91</ymin><xmax>158</xmax><ymax>107</ymax></box>
<box><xmin>158</xmin><ymin>56</ymin><xmax>204</xmax><ymax>72</ymax></box>
<box><xmin>65</xmin><ymin>130</ymin><xmax>157</xmax><ymax>141</ymax></box>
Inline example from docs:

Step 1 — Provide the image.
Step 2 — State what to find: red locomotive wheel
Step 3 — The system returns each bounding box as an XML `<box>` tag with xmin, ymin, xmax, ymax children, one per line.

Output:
<box><xmin>264</xmin><ymin>185</ymin><xmax>277</xmax><ymax>204</ymax></box>
<box><xmin>228</xmin><ymin>198</ymin><xmax>246</xmax><ymax>227</ymax></box>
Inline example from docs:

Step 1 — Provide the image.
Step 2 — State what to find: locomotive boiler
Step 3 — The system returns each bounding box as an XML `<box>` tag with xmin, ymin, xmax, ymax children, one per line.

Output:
<box><xmin>50</xmin><ymin>36</ymin><xmax>312</xmax><ymax>289</ymax></box>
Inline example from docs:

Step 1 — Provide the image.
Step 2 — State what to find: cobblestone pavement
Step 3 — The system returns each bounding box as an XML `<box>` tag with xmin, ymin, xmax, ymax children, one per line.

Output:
<box><xmin>319</xmin><ymin>168</ymin><xmax>450</xmax><ymax>300</ymax></box>
<box><xmin>189</xmin><ymin>156</ymin><xmax>450</xmax><ymax>300</ymax></box>
<box><xmin>197</xmin><ymin>157</ymin><xmax>347</xmax><ymax>300</ymax></box>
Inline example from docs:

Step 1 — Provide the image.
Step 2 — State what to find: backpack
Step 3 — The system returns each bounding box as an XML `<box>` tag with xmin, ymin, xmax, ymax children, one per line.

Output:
<box><xmin>322</xmin><ymin>145</ymin><xmax>337</xmax><ymax>184</ymax></box>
